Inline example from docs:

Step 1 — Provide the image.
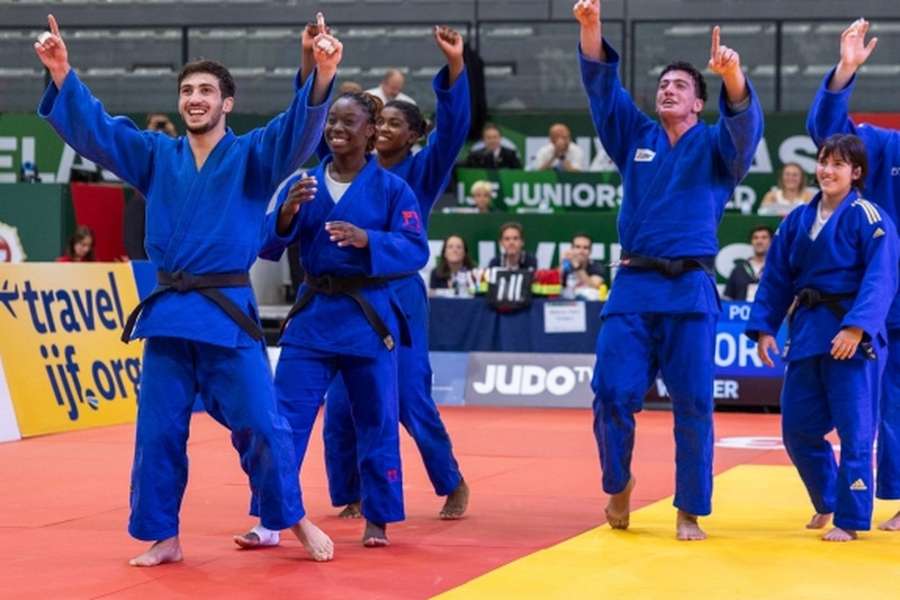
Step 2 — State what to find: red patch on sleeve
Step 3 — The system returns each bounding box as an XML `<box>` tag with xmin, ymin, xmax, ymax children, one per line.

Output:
<box><xmin>401</xmin><ymin>210</ymin><xmax>421</xmax><ymax>233</ymax></box>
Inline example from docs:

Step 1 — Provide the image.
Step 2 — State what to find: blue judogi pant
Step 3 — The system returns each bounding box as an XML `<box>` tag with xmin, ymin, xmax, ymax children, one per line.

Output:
<box><xmin>324</xmin><ymin>322</ymin><xmax>461</xmax><ymax>506</ymax></box>
<box><xmin>592</xmin><ymin>313</ymin><xmax>717</xmax><ymax>517</ymax></box>
<box><xmin>781</xmin><ymin>354</ymin><xmax>879</xmax><ymax>531</ymax></box>
<box><xmin>247</xmin><ymin>344</ymin><xmax>405</xmax><ymax>525</ymax></box>
<box><xmin>129</xmin><ymin>337</ymin><xmax>302</xmax><ymax>541</ymax></box>
<box><xmin>877</xmin><ymin>330</ymin><xmax>900</xmax><ymax>500</ymax></box>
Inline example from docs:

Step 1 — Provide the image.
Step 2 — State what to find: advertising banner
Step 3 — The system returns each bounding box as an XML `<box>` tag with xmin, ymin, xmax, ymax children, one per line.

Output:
<box><xmin>0</xmin><ymin>263</ymin><xmax>143</xmax><ymax>436</ymax></box>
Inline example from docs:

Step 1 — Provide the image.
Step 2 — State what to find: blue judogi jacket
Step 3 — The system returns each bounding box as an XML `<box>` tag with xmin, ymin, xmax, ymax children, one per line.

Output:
<box><xmin>806</xmin><ymin>67</ymin><xmax>900</xmax><ymax>330</ymax></box>
<box><xmin>39</xmin><ymin>68</ymin><xmax>331</xmax><ymax>348</ymax></box>
<box><xmin>746</xmin><ymin>190</ymin><xmax>898</xmax><ymax>362</ymax></box>
<box><xmin>260</xmin><ymin>156</ymin><xmax>429</xmax><ymax>358</ymax></box>
<box><xmin>579</xmin><ymin>39</ymin><xmax>764</xmax><ymax>316</ymax></box>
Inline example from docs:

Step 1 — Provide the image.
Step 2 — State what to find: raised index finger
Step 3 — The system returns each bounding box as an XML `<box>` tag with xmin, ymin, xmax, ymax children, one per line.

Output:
<box><xmin>711</xmin><ymin>25</ymin><xmax>720</xmax><ymax>57</ymax></box>
<box><xmin>48</xmin><ymin>14</ymin><xmax>61</xmax><ymax>37</ymax></box>
<box><xmin>316</xmin><ymin>12</ymin><xmax>326</xmax><ymax>32</ymax></box>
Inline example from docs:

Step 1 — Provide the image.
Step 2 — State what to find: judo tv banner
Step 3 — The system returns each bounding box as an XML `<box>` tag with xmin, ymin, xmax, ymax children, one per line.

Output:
<box><xmin>0</xmin><ymin>263</ymin><xmax>142</xmax><ymax>436</ymax></box>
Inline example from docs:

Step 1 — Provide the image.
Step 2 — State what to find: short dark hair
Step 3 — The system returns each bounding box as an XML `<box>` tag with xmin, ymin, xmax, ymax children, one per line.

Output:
<box><xmin>384</xmin><ymin>100</ymin><xmax>427</xmax><ymax>140</ymax></box>
<box><xmin>482</xmin><ymin>122</ymin><xmax>501</xmax><ymax>135</ymax></box>
<box><xmin>499</xmin><ymin>221</ymin><xmax>524</xmax><ymax>239</ymax></box>
<box><xmin>817</xmin><ymin>134</ymin><xmax>868</xmax><ymax>191</ymax></box>
<box><xmin>571</xmin><ymin>231</ymin><xmax>593</xmax><ymax>245</ymax></box>
<box><xmin>658</xmin><ymin>61</ymin><xmax>707</xmax><ymax>102</ymax></box>
<box><xmin>177</xmin><ymin>60</ymin><xmax>236</xmax><ymax>99</ymax></box>
<box><xmin>749</xmin><ymin>225</ymin><xmax>774</xmax><ymax>241</ymax></box>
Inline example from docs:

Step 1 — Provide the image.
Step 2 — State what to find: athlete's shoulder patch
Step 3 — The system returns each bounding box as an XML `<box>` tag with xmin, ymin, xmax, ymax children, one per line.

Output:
<box><xmin>634</xmin><ymin>148</ymin><xmax>656</xmax><ymax>162</ymax></box>
<box><xmin>401</xmin><ymin>210</ymin><xmax>422</xmax><ymax>233</ymax></box>
<box><xmin>852</xmin><ymin>198</ymin><xmax>882</xmax><ymax>225</ymax></box>
<box><xmin>873</xmin><ymin>227</ymin><xmax>886</xmax><ymax>239</ymax></box>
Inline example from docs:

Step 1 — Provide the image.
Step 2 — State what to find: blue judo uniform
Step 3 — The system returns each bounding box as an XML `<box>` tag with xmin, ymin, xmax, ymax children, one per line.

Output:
<box><xmin>323</xmin><ymin>66</ymin><xmax>470</xmax><ymax>506</ymax></box>
<box><xmin>580</xmin><ymin>40</ymin><xmax>763</xmax><ymax>516</ymax></box>
<box><xmin>746</xmin><ymin>191</ymin><xmax>898</xmax><ymax>530</ymax></box>
<box><xmin>39</xmin><ymin>69</ymin><xmax>331</xmax><ymax>539</ymax></box>
<box><xmin>807</xmin><ymin>69</ymin><xmax>900</xmax><ymax>500</ymax></box>
<box><xmin>253</xmin><ymin>156</ymin><xmax>429</xmax><ymax>525</ymax></box>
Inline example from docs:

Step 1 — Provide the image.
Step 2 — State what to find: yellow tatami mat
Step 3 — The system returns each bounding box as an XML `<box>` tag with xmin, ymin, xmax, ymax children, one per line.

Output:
<box><xmin>437</xmin><ymin>465</ymin><xmax>900</xmax><ymax>600</ymax></box>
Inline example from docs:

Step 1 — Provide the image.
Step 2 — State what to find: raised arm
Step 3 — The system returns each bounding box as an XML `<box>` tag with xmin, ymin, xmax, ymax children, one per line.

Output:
<box><xmin>709</xmin><ymin>27</ymin><xmax>763</xmax><ymax>182</ymax></box>
<box><xmin>35</xmin><ymin>15</ymin><xmax>155</xmax><ymax>192</ymax></box>
<box><xmin>574</xmin><ymin>0</ymin><xmax>603</xmax><ymax>61</ymax></box>
<box><xmin>806</xmin><ymin>20</ymin><xmax>877</xmax><ymax>144</ymax></box>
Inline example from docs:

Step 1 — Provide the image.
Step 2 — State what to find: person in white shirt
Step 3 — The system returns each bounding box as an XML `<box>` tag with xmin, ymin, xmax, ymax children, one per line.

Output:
<box><xmin>529</xmin><ymin>123</ymin><xmax>585</xmax><ymax>172</ymax></box>
<box><xmin>366</xmin><ymin>69</ymin><xmax>416</xmax><ymax>105</ymax></box>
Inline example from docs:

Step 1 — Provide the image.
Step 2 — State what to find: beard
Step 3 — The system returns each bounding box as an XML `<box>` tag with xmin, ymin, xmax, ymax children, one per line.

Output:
<box><xmin>183</xmin><ymin>107</ymin><xmax>223</xmax><ymax>135</ymax></box>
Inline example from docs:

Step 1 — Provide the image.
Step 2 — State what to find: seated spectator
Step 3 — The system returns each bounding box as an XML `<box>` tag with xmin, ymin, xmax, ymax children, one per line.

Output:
<box><xmin>366</xmin><ymin>69</ymin><xmax>416</xmax><ymax>105</ymax></box>
<box><xmin>488</xmin><ymin>222</ymin><xmax>537</xmax><ymax>270</ymax></box>
<box><xmin>471</xmin><ymin>180</ymin><xmax>498</xmax><ymax>213</ymax></box>
<box><xmin>757</xmin><ymin>163</ymin><xmax>815</xmax><ymax>216</ymax></box>
<box><xmin>559</xmin><ymin>232</ymin><xmax>608</xmax><ymax>300</ymax></box>
<box><xmin>724</xmin><ymin>225</ymin><xmax>773</xmax><ymax>301</ymax></box>
<box><xmin>463</xmin><ymin>123</ymin><xmax>523</xmax><ymax>169</ymax></box>
<box><xmin>529</xmin><ymin>123</ymin><xmax>585</xmax><ymax>172</ymax></box>
<box><xmin>146</xmin><ymin>113</ymin><xmax>177</xmax><ymax>137</ymax></box>
<box><xmin>57</xmin><ymin>225</ymin><xmax>95</xmax><ymax>262</ymax></box>
<box><xmin>429</xmin><ymin>234</ymin><xmax>477</xmax><ymax>297</ymax></box>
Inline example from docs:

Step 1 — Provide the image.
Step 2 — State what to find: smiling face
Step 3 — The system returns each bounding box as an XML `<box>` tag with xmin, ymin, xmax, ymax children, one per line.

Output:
<box><xmin>780</xmin><ymin>164</ymin><xmax>805</xmax><ymax>194</ymax></box>
<box><xmin>750</xmin><ymin>229</ymin><xmax>772</xmax><ymax>257</ymax></box>
<box><xmin>816</xmin><ymin>151</ymin><xmax>860</xmax><ymax>201</ymax></box>
<box><xmin>325</xmin><ymin>97</ymin><xmax>375</xmax><ymax>157</ymax></box>
<box><xmin>655</xmin><ymin>69</ymin><xmax>704</xmax><ymax>121</ymax></box>
<box><xmin>443</xmin><ymin>235</ymin><xmax>466</xmax><ymax>265</ymax></box>
<box><xmin>178</xmin><ymin>72</ymin><xmax>232</xmax><ymax>135</ymax></box>
<box><xmin>375</xmin><ymin>106</ymin><xmax>415</xmax><ymax>154</ymax></box>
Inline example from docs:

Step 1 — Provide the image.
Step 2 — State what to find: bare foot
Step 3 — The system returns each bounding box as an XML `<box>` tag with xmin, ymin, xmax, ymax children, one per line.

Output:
<box><xmin>605</xmin><ymin>477</ymin><xmax>635</xmax><ymax>530</ymax></box>
<box><xmin>362</xmin><ymin>520</ymin><xmax>389</xmax><ymax>548</ymax></box>
<box><xmin>440</xmin><ymin>479</ymin><xmax>470</xmax><ymax>520</ymax></box>
<box><xmin>806</xmin><ymin>512</ymin><xmax>833</xmax><ymax>530</ymax></box>
<box><xmin>822</xmin><ymin>527</ymin><xmax>858</xmax><ymax>542</ymax></box>
<box><xmin>878</xmin><ymin>510</ymin><xmax>900</xmax><ymax>531</ymax></box>
<box><xmin>233</xmin><ymin>524</ymin><xmax>281</xmax><ymax>549</ymax></box>
<box><xmin>129</xmin><ymin>536</ymin><xmax>183</xmax><ymax>567</ymax></box>
<box><xmin>338</xmin><ymin>501</ymin><xmax>362</xmax><ymax>519</ymax></box>
<box><xmin>290</xmin><ymin>517</ymin><xmax>334</xmax><ymax>562</ymax></box>
<box><xmin>676</xmin><ymin>510</ymin><xmax>707</xmax><ymax>541</ymax></box>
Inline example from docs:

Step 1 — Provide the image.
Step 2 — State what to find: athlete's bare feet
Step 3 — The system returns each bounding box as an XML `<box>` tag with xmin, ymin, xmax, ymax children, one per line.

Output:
<box><xmin>129</xmin><ymin>536</ymin><xmax>183</xmax><ymax>567</ymax></box>
<box><xmin>440</xmin><ymin>479</ymin><xmax>470</xmax><ymax>520</ymax></box>
<box><xmin>822</xmin><ymin>527</ymin><xmax>858</xmax><ymax>542</ymax></box>
<box><xmin>676</xmin><ymin>510</ymin><xmax>707</xmax><ymax>541</ymax></box>
<box><xmin>338</xmin><ymin>501</ymin><xmax>362</xmax><ymax>519</ymax></box>
<box><xmin>233</xmin><ymin>524</ymin><xmax>281</xmax><ymax>549</ymax></box>
<box><xmin>806</xmin><ymin>512</ymin><xmax>833</xmax><ymax>529</ymax></box>
<box><xmin>605</xmin><ymin>477</ymin><xmax>635</xmax><ymax>529</ymax></box>
<box><xmin>290</xmin><ymin>517</ymin><xmax>334</xmax><ymax>561</ymax></box>
<box><xmin>877</xmin><ymin>510</ymin><xmax>900</xmax><ymax>531</ymax></box>
<box><xmin>362</xmin><ymin>520</ymin><xmax>389</xmax><ymax>547</ymax></box>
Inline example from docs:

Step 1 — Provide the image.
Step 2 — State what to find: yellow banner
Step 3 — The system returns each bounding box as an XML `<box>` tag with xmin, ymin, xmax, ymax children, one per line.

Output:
<box><xmin>0</xmin><ymin>263</ymin><xmax>142</xmax><ymax>436</ymax></box>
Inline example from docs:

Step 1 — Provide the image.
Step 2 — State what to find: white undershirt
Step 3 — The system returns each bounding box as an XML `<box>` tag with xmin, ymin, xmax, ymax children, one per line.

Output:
<box><xmin>809</xmin><ymin>201</ymin><xmax>832</xmax><ymax>241</ymax></box>
<box><xmin>325</xmin><ymin>167</ymin><xmax>352</xmax><ymax>203</ymax></box>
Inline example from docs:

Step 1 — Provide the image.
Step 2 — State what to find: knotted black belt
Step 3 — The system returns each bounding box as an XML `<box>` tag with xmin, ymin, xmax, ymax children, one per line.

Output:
<box><xmin>282</xmin><ymin>274</ymin><xmax>396</xmax><ymax>350</ymax></box>
<box><xmin>785</xmin><ymin>287</ymin><xmax>875</xmax><ymax>360</ymax></box>
<box><xmin>620</xmin><ymin>252</ymin><xmax>716</xmax><ymax>278</ymax></box>
<box><xmin>121</xmin><ymin>270</ymin><xmax>263</xmax><ymax>343</ymax></box>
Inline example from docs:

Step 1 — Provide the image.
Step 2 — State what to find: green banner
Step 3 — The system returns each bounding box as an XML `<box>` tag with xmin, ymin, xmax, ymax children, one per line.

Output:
<box><xmin>455</xmin><ymin>168</ymin><xmax>621</xmax><ymax>212</ymax></box>
<box><xmin>427</xmin><ymin>212</ymin><xmax>781</xmax><ymax>284</ymax></box>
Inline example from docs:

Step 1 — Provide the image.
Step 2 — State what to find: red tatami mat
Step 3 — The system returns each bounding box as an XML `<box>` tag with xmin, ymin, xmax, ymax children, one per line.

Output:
<box><xmin>0</xmin><ymin>408</ymin><xmax>787</xmax><ymax>599</ymax></box>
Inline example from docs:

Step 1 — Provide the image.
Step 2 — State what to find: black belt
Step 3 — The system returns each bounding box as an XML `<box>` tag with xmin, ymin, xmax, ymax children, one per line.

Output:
<box><xmin>785</xmin><ymin>287</ymin><xmax>876</xmax><ymax>360</ymax></box>
<box><xmin>620</xmin><ymin>252</ymin><xmax>716</xmax><ymax>278</ymax></box>
<box><xmin>282</xmin><ymin>274</ymin><xmax>396</xmax><ymax>350</ymax></box>
<box><xmin>121</xmin><ymin>270</ymin><xmax>263</xmax><ymax>343</ymax></box>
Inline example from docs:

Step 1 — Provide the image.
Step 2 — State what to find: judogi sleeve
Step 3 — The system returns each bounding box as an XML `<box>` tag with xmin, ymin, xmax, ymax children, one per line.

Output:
<box><xmin>415</xmin><ymin>66</ymin><xmax>471</xmax><ymax>207</ymax></box>
<box><xmin>258</xmin><ymin>174</ymin><xmax>303</xmax><ymax>261</ymax></box>
<box><xmin>842</xmin><ymin>203</ymin><xmax>900</xmax><ymax>338</ymax></box>
<box><xmin>578</xmin><ymin>39</ymin><xmax>653</xmax><ymax>168</ymax></box>
<box><xmin>806</xmin><ymin>68</ymin><xmax>889</xmax><ymax>154</ymax></box>
<box><xmin>38</xmin><ymin>70</ymin><xmax>155</xmax><ymax>193</ymax></box>
<box><xmin>746</xmin><ymin>217</ymin><xmax>797</xmax><ymax>341</ymax></box>
<box><xmin>713</xmin><ymin>80</ymin><xmax>764</xmax><ymax>182</ymax></box>
<box><xmin>366</xmin><ymin>182</ymin><xmax>430</xmax><ymax>277</ymax></box>
<box><xmin>246</xmin><ymin>68</ymin><xmax>334</xmax><ymax>191</ymax></box>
